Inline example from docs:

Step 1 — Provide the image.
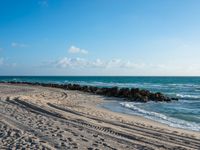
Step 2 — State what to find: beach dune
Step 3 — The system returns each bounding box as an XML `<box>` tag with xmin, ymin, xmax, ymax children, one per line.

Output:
<box><xmin>0</xmin><ymin>83</ymin><xmax>200</xmax><ymax>150</ymax></box>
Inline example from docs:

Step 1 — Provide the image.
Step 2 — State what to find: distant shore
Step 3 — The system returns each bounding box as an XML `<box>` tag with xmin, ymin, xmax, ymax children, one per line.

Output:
<box><xmin>0</xmin><ymin>83</ymin><xmax>199</xmax><ymax>149</ymax></box>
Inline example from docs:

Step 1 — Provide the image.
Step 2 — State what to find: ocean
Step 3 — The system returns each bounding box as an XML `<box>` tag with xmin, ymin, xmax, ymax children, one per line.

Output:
<box><xmin>0</xmin><ymin>76</ymin><xmax>200</xmax><ymax>131</ymax></box>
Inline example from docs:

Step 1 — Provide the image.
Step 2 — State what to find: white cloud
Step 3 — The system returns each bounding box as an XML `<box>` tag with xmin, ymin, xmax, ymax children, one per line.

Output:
<box><xmin>11</xmin><ymin>42</ymin><xmax>28</xmax><ymax>48</ymax></box>
<box><xmin>40</xmin><ymin>57</ymin><xmax>200</xmax><ymax>75</ymax></box>
<box><xmin>54</xmin><ymin>57</ymin><xmax>147</xmax><ymax>69</ymax></box>
<box><xmin>68</xmin><ymin>46</ymin><xmax>88</xmax><ymax>54</ymax></box>
<box><xmin>90</xmin><ymin>59</ymin><xmax>105</xmax><ymax>68</ymax></box>
<box><xmin>56</xmin><ymin>57</ymin><xmax>88</xmax><ymax>68</ymax></box>
<box><xmin>0</xmin><ymin>57</ymin><xmax>17</xmax><ymax>67</ymax></box>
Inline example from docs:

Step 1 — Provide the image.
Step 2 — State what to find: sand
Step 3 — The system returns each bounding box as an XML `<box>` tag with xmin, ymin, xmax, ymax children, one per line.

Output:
<box><xmin>0</xmin><ymin>83</ymin><xmax>200</xmax><ymax>150</ymax></box>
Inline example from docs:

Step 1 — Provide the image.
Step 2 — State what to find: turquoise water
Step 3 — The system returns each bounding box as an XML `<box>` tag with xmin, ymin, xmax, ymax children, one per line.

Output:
<box><xmin>0</xmin><ymin>76</ymin><xmax>200</xmax><ymax>131</ymax></box>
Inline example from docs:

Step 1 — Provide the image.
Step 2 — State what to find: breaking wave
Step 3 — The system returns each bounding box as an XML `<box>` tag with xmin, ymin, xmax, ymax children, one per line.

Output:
<box><xmin>120</xmin><ymin>102</ymin><xmax>200</xmax><ymax>131</ymax></box>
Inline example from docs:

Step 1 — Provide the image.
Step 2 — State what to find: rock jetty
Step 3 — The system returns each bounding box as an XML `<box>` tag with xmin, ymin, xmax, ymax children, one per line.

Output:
<box><xmin>1</xmin><ymin>81</ymin><xmax>178</xmax><ymax>102</ymax></box>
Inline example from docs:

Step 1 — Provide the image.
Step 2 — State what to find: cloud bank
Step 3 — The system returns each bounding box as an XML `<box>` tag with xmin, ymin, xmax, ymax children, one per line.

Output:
<box><xmin>54</xmin><ymin>57</ymin><xmax>146</xmax><ymax>69</ymax></box>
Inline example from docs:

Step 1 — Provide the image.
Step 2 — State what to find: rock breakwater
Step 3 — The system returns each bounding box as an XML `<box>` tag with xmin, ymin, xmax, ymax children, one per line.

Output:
<box><xmin>1</xmin><ymin>81</ymin><xmax>178</xmax><ymax>102</ymax></box>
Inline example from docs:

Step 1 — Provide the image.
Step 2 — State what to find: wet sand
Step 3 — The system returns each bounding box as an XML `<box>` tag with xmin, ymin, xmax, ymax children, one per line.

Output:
<box><xmin>0</xmin><ymin>83</ymin><xmax>200</xmax><ymax>150</ymax></box>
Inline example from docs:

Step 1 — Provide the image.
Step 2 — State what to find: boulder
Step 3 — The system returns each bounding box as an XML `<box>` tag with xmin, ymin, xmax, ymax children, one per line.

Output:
<box><xmin>118</xmin><ymin>88</ymin><xmax>130</xmax><ymax>97</ymax></box>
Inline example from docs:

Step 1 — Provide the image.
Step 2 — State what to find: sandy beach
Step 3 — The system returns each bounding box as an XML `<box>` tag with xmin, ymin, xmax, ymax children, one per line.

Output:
<box><xmin>0</xmin><ymin>83</ymin><xmax>200</xmax><ymax>150</ymax></box>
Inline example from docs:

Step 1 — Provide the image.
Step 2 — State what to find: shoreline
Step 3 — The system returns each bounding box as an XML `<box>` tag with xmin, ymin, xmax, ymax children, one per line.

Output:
<box><xmin>96</xmin><ymin>100</ymin><xmax>200</xmax><ymax>136</ymax></box>
<box><xmin>0</xmin><ymin>83</ymin><xmax>200</xmax><ymax>149</ymax></box>
<box><xmin>99</xmin><ymin>101</ymin><xmax>200</xmax><ymax>132</ymax></box>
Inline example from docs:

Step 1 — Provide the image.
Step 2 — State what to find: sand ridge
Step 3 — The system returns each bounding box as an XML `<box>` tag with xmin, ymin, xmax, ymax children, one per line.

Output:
<box><xmin>0</xmin><ymin>83</ymin><xmax>200</xmax><ymax>150</ymax></box>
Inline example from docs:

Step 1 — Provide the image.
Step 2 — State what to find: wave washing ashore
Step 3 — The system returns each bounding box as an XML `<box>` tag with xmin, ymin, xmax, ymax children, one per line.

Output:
<box><xmin>0</xmin><ymin>76</ymin><xmax>200</xmax><ymax>132</ymax></box>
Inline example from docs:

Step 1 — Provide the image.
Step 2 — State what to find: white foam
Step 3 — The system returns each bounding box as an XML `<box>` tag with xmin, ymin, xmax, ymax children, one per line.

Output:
<box><xmin>176</xmin><ymin>94</ymin><xmax>200</xmax><ymax>99</ymax></box>
<box><xmin>120</xmin><ymin>102</ymin><xmax>200</xmax><ymax>131</ymax></box>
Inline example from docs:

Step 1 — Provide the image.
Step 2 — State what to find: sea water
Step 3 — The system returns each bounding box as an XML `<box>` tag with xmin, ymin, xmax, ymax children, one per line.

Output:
<box><xmin>0</xmin><ymin>76</ymin><xmax>200</xmax><ymax>131</ymax></box>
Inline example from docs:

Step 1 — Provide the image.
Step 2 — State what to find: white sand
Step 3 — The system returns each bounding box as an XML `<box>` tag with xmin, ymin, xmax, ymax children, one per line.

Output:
<box><xmin>0</xmin><ymin>83</ymin><xmax>200</xmax><ymax>149</ymax></box>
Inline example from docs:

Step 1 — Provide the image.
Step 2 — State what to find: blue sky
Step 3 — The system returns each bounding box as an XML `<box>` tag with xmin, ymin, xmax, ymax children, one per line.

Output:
<box><xmin>0</xmin><ymin>0</ymin><xmax>200</xmax><ymax>76</ymax></box>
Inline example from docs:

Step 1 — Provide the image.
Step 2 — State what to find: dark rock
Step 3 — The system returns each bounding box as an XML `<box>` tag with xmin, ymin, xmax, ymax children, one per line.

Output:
<box><xmin>171</xmin><ymin>97</ymin><xmax>178</xmax><ymax>101</ymax></box>
<box><xmin>95</xmin><ymin>88</ymin><xmax>104</xmax><ymax>95</ymax></box>
<box><xmin>118</xmin><ymin>88</ymin><xmax>130</xmax><ymax>97</ymax></box>
<box><xmin>0</xmin><ymin>81</ymin><xmax>178</xmax><ymax>103</ymax></box>
<box><xmin>81</xmin><ymin>86</ymin><xmax>89</xmax><ymax>92</ymax></box>
<box><xmin>107</xmin><ymin>86</ymin><xmax>118</xmax><ymax>96</ymax></box>
<box><xmin>89</xmin><ymin>86</ymin><xmax>97</xmax><ymax>93</ymax></box>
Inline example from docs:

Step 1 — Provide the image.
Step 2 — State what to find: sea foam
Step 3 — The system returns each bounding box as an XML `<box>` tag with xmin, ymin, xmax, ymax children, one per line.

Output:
<box><xmin>176</xmin><ymin>94</ymin><xmax>200</xmax><ymax>99</ymax></box>
<box><xmin>120</xmin><ymin>102</ymin><xmax>200</xmax><ymax>131</ymax></box>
